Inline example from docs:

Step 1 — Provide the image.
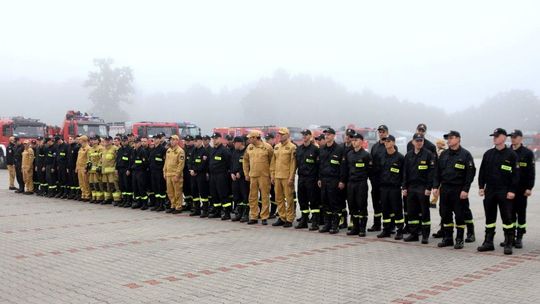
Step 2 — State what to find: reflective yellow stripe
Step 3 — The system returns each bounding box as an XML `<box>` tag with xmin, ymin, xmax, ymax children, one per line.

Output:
<box><xmin>517</xmin><ymin>223</ymin><xmax>527</xmax><ymax>229</ymax></box>
<box><xmin>302</xmin><ymin>210</ymin><xmax>310</xmax><ymax>214</ymax></box>
<box><xmin>330</xmin><ymin>159</ymin><xmax>340</xmax><ymax>165</ymax></box>
<box><xmin>310</xmin><ymin>209</ymin><xmax>320</xmax><ymax>213</ymax></box>
<box><xmin>382</xmin><ymin>219</ymin><xmax>392</xmax><ymax>223</ymax></box>
<box><xmin>418</xmin><ymin>165</ymin><xmax>428</xmax><ymax>170</ymax></box>
<box><xmin>155</xmin><ymin>157</ymin><xmax>163</xmax><ymax>161</ymax></box>
<box><xmin>394</xmin><ymin>219</ymin><xmax>405</xmax><ymax>224</ymax></box>
<box><xmin>306</xmin><ymin>158</ymin><xmax>315</xmax><ymax>163</ymax></box>
<box><xmin>454</xmin><ymin>163</ymin><xmax>465</xmax><ymax>169</ymax></box>
<box><xmin>195</xmin><ymin>159</ymin><xmax>202</xmax><ymax>163</ymax></box>
<box><xmin>519</xmin><ymin>162</ymin><xmax>527</xmax><ymax>167</ymax></box>
<box><xmin>214</xmin><ymin>156</ymin><xmax>222</xmax><ymax>160</ymax></box>
<box><xmin>408</xmin><ymin>220</ymin><xmax>420</xmax><ymax>224</ymax></box>
<box><xmin>355</xmin><ymin>162</ymin><xmax>365</xmax><ymax>168</ymax></box>
<box><xmin>422</xmin><ymin>221</ymin><xmax>431</xmax><ymax>225</ymax></box>
<box><xmin>485</xmin><ymin>223</ymin><xmax>496</xmax><ymax>228</ymax></box>
<box><xmin>464</xmin><ymin>220</ymin><xmax>474</xmax><ymax>224</ymax></box>
<box><xmin>135</xmin><ymin>160</ymin><xmax>142</xmax><ymax>164</ymax></box>
<box><xmin>122</xmin><ymin>156</ymin><xmax>129</xmax><ymax>161</ymax></box>
<box><xmin>374</xmin><ymin>213</ymin><xmax>382</xmax><ymax>217</ymax></box>
<box><xmin>103</xmin><ymin>167</ymin><xmax>115</xmax><ymax>174</ymax></box>
<box><xmin>390</xmin><ymin>167</ymin><xmax>400</xmax><ymax>173</ymax></box>
<box><xmin>502</xmin><ymin>223</ymin><xmax>514</xmax><ymax>229</ymax></box>
<box><xmin>456</xmin><ymin>225</ymin><xmax>466</xmax><ymax>229</ymax></box>
<box><xmin>59</xmin><ymin>152</ymin><xmax>66</xmax><ymax>156</ymax></box>
<box><xmin>501</xmin><ymin>165</ymin><xmax>512</xmax><ymax>172</ymax></box>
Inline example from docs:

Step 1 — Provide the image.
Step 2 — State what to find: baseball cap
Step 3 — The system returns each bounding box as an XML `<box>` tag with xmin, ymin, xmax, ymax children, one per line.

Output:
<box><xmin>301</xmin><ymin>129</ymin><xmax>312</xmax><ymax>135</ymax></box>
<box><xmin>225</xmin><ymin>134</ymin><xmax>233</xmax><ymax>141</ymax></box>
<box><xmin>413</xmin><ymin>133</ymin><xmax>424</xmax><ymax>141</ymax></box>
<box><xmin>346</xmin><ymin>128</ymin><xmax>356</xmax><ymax>137</ymax></box>
<box><xmin>352</xmin><ymin>133</ymin><xmax>364</xmax><ymax>140</ymax></box>
<box><xmin>443</xmin><ymin>130</ymin><xmax>461</xmax><ymax>139</ymax></box>
<box><xmin>377</xmin><ymin>125</ymin><xmax>388</xmax><ymax>131</ymax></box>
<box><xmin>194</xmin><ymin>135</ymin><xmax>203</xmax><ymax>140</ymax></box>
<box><xmin>170</xmin><ymin>135</ymin><xmax>180</xmax><ymax>140</ymax></box>
<box><xmin>233</xmin><ymin>136</ymin><xmax>245</xmax><ymax>143</ymax></box>
<box><xmin>247</xmin><ymin>130</ymin><xmax>262</xmax><ymax>138</ymax></box>
<box><xmin>278</xmin><ymin>127</ymin><xmax>289</xmax><ymax>135</ymax></box>
<box><xmin>264</xmin><ymin>133</ymin><xmax>275</xmax><ymax>140</ymax></box>
<box><xmin>416</xmin><ymin>123</ymin><xmax>427</xmax><ymax>131</ymax></box>
<box><xmin>509</xmin><ymin>129</ymin><xmax>523</xmax><ymax>137</ymax></box>
<box><xmin>323</xmin><ymin>127</ymin><xmax>336</xmax><ymax>135</ymax></box>
<box><xmin>185</xmin><ymin>135</ymin><xmax>194</xmax><ymax>141</ymax></box>
<box><xmin>489</xmin><ymin>128</ymin><xmax>507</xmax><ymax>137</ymax></box>
<box><xmin>383</xmin><ymin>135</ymin><xmax>396</xmax><ymax>142</ymax></box>
<box><xmin>211</xmin><ymin>132</ymin><xmax>222</xmax><ymax>139</ymax></box>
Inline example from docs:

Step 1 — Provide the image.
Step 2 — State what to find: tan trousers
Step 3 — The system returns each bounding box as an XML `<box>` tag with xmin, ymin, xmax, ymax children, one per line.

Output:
<box><xmin>7</xmin><ymin>165</ymin><xmax>15</xmax><ymax>187</ymax></box>
<box><xmin>166</xmin><ymin>176</ymin><xmax>183</xmax><ymax>210</ymax></box>
<box><xmin>249</xmin><ymin>176</ymin><xmax>271</xmax><ymax>220</ymax></box>
<box><xmin>23</xmin><ymin>168</ymin><xmax>33</xmax><ymax>192</ymax></box>
<box><xmin>77</xmin><ymin>169</ymin><xmax>90</xmax><ymax>199</ymax></box>
<box><xmin>275</xmin><ymin>178</ymin><xmax>296</xmax><ymax>222</ymax></box>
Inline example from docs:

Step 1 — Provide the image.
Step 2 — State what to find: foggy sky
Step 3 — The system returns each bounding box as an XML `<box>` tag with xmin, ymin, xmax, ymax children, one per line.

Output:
<box><xmin>1</xmin><ymin>0</ymin><xmax>540</xmax><ymax>112</ymax></box>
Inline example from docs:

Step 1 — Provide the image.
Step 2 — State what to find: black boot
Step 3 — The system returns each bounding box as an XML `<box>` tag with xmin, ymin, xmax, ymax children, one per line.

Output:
<box><xmin>272</xmin><ymin>218</ymin><xmax>286</xmax><ymax>227</ymax></box>
<box><xmin>358</xmin><ymin>218</ymin><xmax>367</xmax><ymax>237</ymax></box>
<box><xmin>140</xmin><ymin>201</ymin><xmax>149</xmax><ymax>210</ymax></box>
<box><xmin>329</xmin><ymin>213</ymin><xmax>340</xmax><ymax>234</ymax></box>
<box><xmin>200</xmin><ymin>202</ymin><xmax>209</xmax><ymax>218</ymax></box>
<box><xmin>404</xmin><ymin>226</ymin><xmax>419</xmax><ymax>242</ymax></box>
<box><xmin>221</xmin><ymin>206</ymin><xmax>231</xmax><ymax>220</ymax></box>
<box><xmin>190</xmin><ymin>202</ymin><xmax>202</xmax><ymax>217</ymax></box>
<box><xmin>432</xmin><ymin>224</ymin><xmax>444</xmax><ymax>238</ymax></box>
<box><xmin>421</xmin><ymin>225</ymin><xmax>430</xmax><ymax>244</ymax></box>
<box><xmin>231</xmin><ymin>205</ymin><xmax>242</xmax><ymax>221</ymax></box>
<box><xmin>123</xmin><ymin>196</ymin><xmax>132</xmax><ymax>208</ymax></box>
<box><xmin>240</xmin><ymin>206</ymin><xmax>249</xmax><ymax>223</ymax></box>
<box><xmin>309</xmin><ymin>213</ymin><xmax>320</xmax><ymax>231</ymax></box>
<box><xmin>377</xmin><ymin>220</ymin><xmax>392</xmax><ymax>238</ymax></box>
<box><xmin>183</xmin><ymin>199</ymin><xmax>192</xmax><ymax>212</ymax></box>
<box><xmin>339</xmin><ymin>210</ymin><xmax>348</xmax><ymax>229</ymax></box>
<box><xmin>394</xmin><ymin>225</ymin><xmax>404</xmax><ymax>240</ymax></box>
<box><xmin>465</xmin><ymin>223</ymin><xmax>476</xmax><ymax>243</ymax></box>
<box><xmin>131</xmin><ymin>198</ymin><xmax>142</xmax><ymax>209</ymax></box>
<box><xmin>269</xmin><ymin>202</ymin><xmax>277</xmax><ymax>219</ymax></box>
<box><xmin>347</xmin><ymin>216</ymin><xmax>360</xmax><ymax>236</ymax></box>
<box><xmin>454</xmin><ymin>227</ymin><xmax>464</xmax><ymax>249</ymax></box>
<box><xmin>514</xmin><ymin>228</ymin><xmax>524</xmax><ymax>249</ymax></box>
<box><xmin>295</xmin><ymin>213</ymin><xmax>309</xmax><ymax>229</ymax></box>
<box><xmin>151</xmin><ymin>200</ymin><xmax>162</xmax><ymax>211</ymax></box>
<box><xmin>367</xmin><ymin>215</ymin><xmax>382</xmax><ymax>232</ymax></box>
<box><xmin>437</xmin><ymin>227</ymin><xmax>454</xmax><ymax>247</ymax></box>
<box><xmin>504</xmin><ymin>230</ymin><xmax>514</xmax><ymax>255</ymax></box>
<box><xmin>209</xmin><ymin>206</ymin><xmax>221</xmax><ymax>218</ymax></box>
<box><xmin>477</xmin><ymin>230</ymin><xmax>495</xmax><ymax>252</ymax></box>
<box><xmin>319</xmin><ymin>213</ymin><xmax>331</xmax><ymax>233</ymax></box>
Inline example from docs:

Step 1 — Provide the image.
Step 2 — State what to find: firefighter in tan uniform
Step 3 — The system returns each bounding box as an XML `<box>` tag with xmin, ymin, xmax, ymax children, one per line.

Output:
<box><xmin>243</xmin><ymin>130</ymin><xmax>274</xmax><ymax>225</ymax></box>
<box><xmin>100</xmin><ymin>136</ymin><xmax>120</xmax><ymax>204</ymax></box>
<box><xmin>76</xmin><ymin>135</ymin><xmax>91</xmax><ymax>202</ymax></box>
<box><xmin>22</xmin><ymin>140</ymin><xmax>35</xmax><ymax>194</ymax></box>
<box><xmin>163</xmin><ymin>135</ymin><xmax>185</xmax><ymax>213</ymax></box>
<box><xmin>88</xmin><ymin>136</ymin><xmax>104</xmax><ymax>203</ymax></box>
<box><xmin>270</xmin><ymin>128</ymin><xmax>297</xmax><ymax>227</ymax></box>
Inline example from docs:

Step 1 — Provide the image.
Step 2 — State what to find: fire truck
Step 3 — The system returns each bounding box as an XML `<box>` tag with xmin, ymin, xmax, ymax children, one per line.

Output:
<box><xmin>212</xmin><ymin>126</ymin><xmax>303</xmax><ymax>145</ymax></box>
<box><xmin>131</xmin><ymin>122</ymin><xmax>179</xmax><ymax>138</ymax></box>
<box><xmin>0</xmin><ymin>117</ymin><xmax>47</xmax><ymax>168</ymax></box>
<box><xmin>523</xmin><ymin>133</ymin><xmax>540</xmax><ymax>160</ymax></box>
<box><xmin>177</xmin><ymin>122</ymin><xmax>201</xmax><ymax>138</ymax></box>
<box><xmin>61</xmin><ymin>111</ymin><xmax>109</xmax><ymax>141</ymax></box>
<box><xmin>337</xmin><ymin>124</ymin><xmax>377</xmax><ymax>149</ymax></box>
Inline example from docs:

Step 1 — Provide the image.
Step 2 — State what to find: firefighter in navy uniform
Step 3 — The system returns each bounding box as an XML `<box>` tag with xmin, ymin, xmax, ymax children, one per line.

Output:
<box><xmin>376</xmin><ymin>135</ymin><xmax>406</xmax><ymax>240</ymax></box>
<box><xmin>342</xmin><ymin>133</ymin><xmax>373</xmax><ymax>236</ymax></box>
<box><xmin>402</xmin><ymin>133</ymin><xmax>436</xmax><ymax>244</ymax></box>
<box><xmin>130</xmin><ymin>137</ymin><xmax>150</xmax><ymax>210</ymax></box>
<box><xmin>478</xmin><ymin>128</ymin><xmax>520</xmax><ymax>255</ymax></box>
<box><xmin>295</xmin><ymin>129</ymin><xmax>320</xmax><ymax>230</ymax></box>
<box><xmin>44</xmin><ymin>138</ymin><xmax>59</xmax><ymax>197</ymax></box>
<box><xmin>318</xmin><ymin>128</ymin><xmax>346</xmax><ymax>234</ymax></box>
<box><xmin>183</xmin><ymin>135</ymin><xmax>195</xmax><ymax>212</ymax></box>
<box><xmin>208</xmin><ymin>133</ymin><xmax>232</xmax><ymax>219</ymax></box>
<box><xmin>34</xmin><ymin>137</ymin><xmax>47</xmax><ymax>195</ymax></box>
<box><xmin>116</xmin><ymin>136</ymin><xmax>133</xmax><ymax>207</ymax></box>
<box><xmin>66</xmin><ymin>136</ymin><xmax>80</xmax><ymax>200</ymax></box>
<box><xmin>13</xmin><ymin>138</ymin><xmax>25</xmax><ymax>193</ymax></box>
<box><xmin>265</xmin><ymin>133</ymin><xmax>278</xmax><ymax>219</ymax></box>
<box><xmin>149</xmin><ymin>134</ymin><xmax>167</xmax><ymax>211</ymax></box>
<box><xmin>340</xmin><ymin>128</ymin><xmax>355</xmax><ymax>230</ymax></box>
<box><xmin>230</xmin><ymin>136</ymin><xmax>250</xmax><ymax>222</ymax></box>
<box><xmin>6</xmin><ymin>136</ymin><xmax>16</xmax><ymax>190</ymax></box>
<box><xmin>432</xmin><ymin>131</ymin><xmax>476</xmax><ymax>249</ymax></box>
<box><xmin>503</xmin><ymin>130</ymin><xmax>535</xmax><ymax>249</ymax></box>
<box><xmin>369</xmin><ymin>125</ymin><xmax>393</xmax><ymax>232</ymax></box>
<box><xmin>188</xmin><ymin>135</ymin><xmax>210</xmax><ymax>217</ymax></box>
<box><xmin>55</xmin><ymin>136</ymin><xmax>69</xmax><ymax>198</ymax></box>
<box><xmin>406</xmin><ymin>123</ymin><xmax>437</xmax><ymax>155</ymax></box>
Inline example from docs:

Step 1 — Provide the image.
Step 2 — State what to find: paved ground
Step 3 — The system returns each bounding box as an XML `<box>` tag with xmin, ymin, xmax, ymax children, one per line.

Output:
<box><xmin>1</xmin><ymin>169</ymin><xmax>540</xmax><ymax>304</ymax></box>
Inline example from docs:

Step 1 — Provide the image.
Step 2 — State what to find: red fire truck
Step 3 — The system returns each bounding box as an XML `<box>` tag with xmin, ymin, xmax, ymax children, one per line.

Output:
<box><xmin>212</xmin><ymin>126</ymin><xmax>303</xmax><ymax>145</ymax></box>
<box><xmin>0</xmin><ymin>117</ymin><xmax>47</xmax><ymax>168</ymax></box>
<box><xmin>337</xmin><ymin>124</ymin><xmax>377</xmax><ymax>149</ymax></box>
<box><xmin>61</xmin><ymin>111</ymin><xmax>109</xmax><ymax>141</ymax></box>
<box><xmin>131</xmin><ymin>122</ymin><xmax>179</xmax><ymax>138</ymax></box>
<box><xmin>524</xmin><ymin>133</ymin><xmax>540</xmax><ymax>160</ymax></box>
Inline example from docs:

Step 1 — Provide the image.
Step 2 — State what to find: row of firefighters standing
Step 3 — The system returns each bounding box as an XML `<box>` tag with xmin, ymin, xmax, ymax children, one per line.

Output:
<box><xmin>6</xmin><ymin>124</ymin><xmax>535</xmax><ymax>255</ymax></box>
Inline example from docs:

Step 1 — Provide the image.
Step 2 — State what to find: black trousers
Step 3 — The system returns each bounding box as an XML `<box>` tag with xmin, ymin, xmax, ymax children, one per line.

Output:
<box><xmin>483</xmin><ymin>190</ymin><xmax>514</xmax><ymax>232</ymax></box>
<box><xmin>232</xmin><ymin>178</ymin><xmax>249</xmax><ymax>207</ymax></box>
<box><xmin>406</xmin><ymin>186</ymin><xmax>431</xmax><ymax>230</ymax></box>
<box><xmin>57</xmin><ymin>165</ymin><xmax>68</xmax><ymax>192</ymax></box>
<box><xmin>209</xmin><ymin>172</ymin><xmax>231</xmax><ymax>208</ymax></box>
<box><xmin>132</xmin><ymin>171</ymin><xmax>147</xmax><ymax>202</ymax></box>
<box><xmin>439</xmin><ymin>185</ymin><xmax>467</xmax><ymax>229</ymax></box>
<box><xmin>15</xmin><ymin>163</ymin><xmax>24</xmax><ymax>191</ymax></box>
<box><xmin>297</xmin><ymin>176</ymin><xmax>320</xmax><ymax>213</ymax></box>
<box><xmin>118</xmin><ymin>169</ymin><xmax>132</xmax><ymax>197</ymax></box>
<box><xmin>183</xmin><ymin>170</ymin><xmax>192</xmax><ymax>202</ymax></box>
<box><xmin>191</xmin><ymin>172</ymin><xmax>209</xmax><ymax>206</ymax></box>
<box><xmin>150</xmin><ymin>170</ymin><xmax>166</xmax><ymax>200</ymax></box>
<box><xmin>512</xmin><ymin>189</ymin><xmax>528</xmax><ymax>232</ymax></box>
<box><xmin>347</xmin><ymin>180</ymin><xmax>368</xmax><ymax>218</ymax></box>
<box><xmin>320</xmin><ymin>177</ymin><xmax>341</xmax><ymax>214</ymax></box>
<box><xmin>45</xmin><ymin>164</ymin><xmax>57</xmax><ymax>192</ymax></box>
<box><xmin>380</xmin><ymin>185</ymin><xmax>404</xmax><ymax>228</ymax></box>
<box><xmin>370</xmin><ymin>180</ymin><xmax>383</xmax><ymax>219</ymax></box>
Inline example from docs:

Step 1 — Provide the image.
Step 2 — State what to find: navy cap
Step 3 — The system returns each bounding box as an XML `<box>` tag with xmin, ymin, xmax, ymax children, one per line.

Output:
<box><xmin>323</xmin><ymin>127</ymin><xmax>336</xmax><ymax>135</ymax></box>
<box><xmin>490</xmin><ymin>128</ymin><xmax>507</xmax><ymax>137</ymax></box>
<box><xmin>203</xmin><ymin>135</ymin><xmax>211</xmax><ymax>140</ymax></box>
<box><xmin>264</xmin><ymin>133</ymin><xmax>275</xmax><ymax>140</ymax></box>
<box><xmin>346</xmin><ymin>128</ymin><xmax>356</xmax><ymax>137</ymax></box>
<box><xmin>443</xmin><ymin>130</ymin><xmax>461</xmax><ymax>139</ymax></box>
<box><xmin>383</xmin><ymin>135</ymin><xmax>396</xmax><ymax>142</ymax></box>
<box><xmin>352</xmin><ymin>133</ymin><xmax>364</xmax><ymax>140</ymax></box>
<box><xmin>315</xmin><ymin>134</ymin><xmax>325</xmax><ymax>141</ymax></box>
<box><xmin>121</xmin><ymin>135</ymin><xmax>129</xmax><ymax>140</ymax></box>
<box><xmin>413</xmin><ymin>133</ymin><xmax>424</xmax><ymax>140</ymax></box>
<box><xmin>510</xmin><ymin>129</ymin><xmax>523</xmax><ymax>137</ymax></box>
<box><xmin>36</xmin><ymin>136</ymin><xmax>44</xmax><ymax>141</ymax></box>
<box><xmin>194</xmin><ymin>135</ymin><xmax>203</xmax><ymax>140</ymax></box>
<box><xmin>54</xmin><ymin>135</ymin><xmax>61</xmax><ymax>141</ymax></box>
<box><xmin>225</xmin><ymin>134</ymin><xmax>233</xmax><ymax>141</ymax></box>
<box><xmin>211</xmin><ymin>132</ymin><xmax>222</xmax><ymax>139</ymax></box>
<box><xmin>301</xmin><ymin>129</ymin><xmax>312</xmax><ymax>135</ymax></box>
<box><xmin>233</xmin><ymin>136</ymin><xmax>245</xmax><ymax>143</ymax></box>
<box><xmin>185</xmin><ymin>135</ymin><xmax>194</xmax><ymax>141</ymax></box>
<box><xmin>377</xmin><ymin>125</ymin><xmax>388</xmax><ymax>131</ymax></box>
<box><xmin>416</xmin><ymin>123</ymin><xmax>427</xmax><ymax>131</ymax></box>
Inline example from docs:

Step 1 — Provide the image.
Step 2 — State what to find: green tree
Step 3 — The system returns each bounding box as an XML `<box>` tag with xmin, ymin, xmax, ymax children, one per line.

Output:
<box><xmin>84</xmin><ymin>58</ymin><xmax>134</xmax><ymax>121</ymax></box>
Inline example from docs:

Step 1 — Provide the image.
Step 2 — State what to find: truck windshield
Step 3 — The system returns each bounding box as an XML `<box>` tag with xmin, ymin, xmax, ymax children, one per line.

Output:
<box><xmin>13</xmin><ymin>125</ymin><xmax>45</xmax><ymax>138</ymax></box>
<box><xmin>180</xmin><ymin>126</ymin><xmax>199</xmax><ymax>137</ymax></box>
<box><xmin>147</xmin><ymin>127</ymin><xmax>177</xmax><ymax>137</ymax></box>
<box><xmin>79</xmin><ymin>124</ymin><xmax>108</xmax><ymax>137</ymax></box>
